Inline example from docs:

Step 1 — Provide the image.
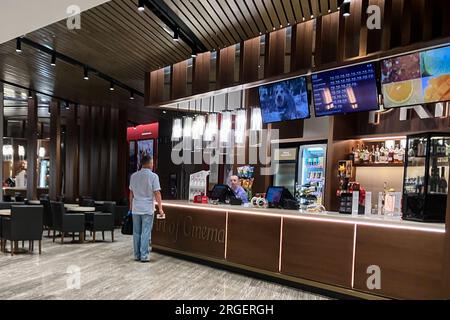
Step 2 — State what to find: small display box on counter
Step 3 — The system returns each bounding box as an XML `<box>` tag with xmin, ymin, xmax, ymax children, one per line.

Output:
<box><xmin>402</xmin><ymin>133</ymin><xmax>450</xmax><ymax>222</ymax></box>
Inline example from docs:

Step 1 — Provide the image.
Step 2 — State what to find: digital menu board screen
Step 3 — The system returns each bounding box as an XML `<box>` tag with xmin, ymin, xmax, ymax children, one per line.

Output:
<box><xmin>258</xmin><ymin>76</ymin><xmax>310</xmax><ymax>124</ymax></box>
<box><xmin>381</xmin><ymin>45</ymin><xmax>450</xmax><ymax>108</ymax></box>
<box><xmin>312</xmin><ymin>63</ymin><xmax>379</xmax><ymax>117</ymax></box>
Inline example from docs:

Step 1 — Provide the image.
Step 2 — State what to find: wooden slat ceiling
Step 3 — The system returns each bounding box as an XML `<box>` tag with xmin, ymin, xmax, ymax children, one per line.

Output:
<box><xmin>0</xmin><ymin>0</ymin><xmax>338</xmax><ymax>123</ymax></box>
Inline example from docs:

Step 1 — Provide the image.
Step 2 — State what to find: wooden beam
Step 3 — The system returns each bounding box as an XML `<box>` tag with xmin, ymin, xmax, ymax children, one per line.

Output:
<box><xmin>79</xmin><ymin>105</ymin><xmax>91</xmax><ymax>198</ymax></box>
<box><xmin>26</xmin><ymin>95</ymin><xmax>38</xmax><ymax>200</ymax></box>
<box><xmin>64</xmin><ymin>104</ymin><xmax>79</xmax><ymax>202</ymax></box>
<box><xmin>49</xmin><ymin>101</ymin><xmax>62</xmax><ymax>201</ymax></box>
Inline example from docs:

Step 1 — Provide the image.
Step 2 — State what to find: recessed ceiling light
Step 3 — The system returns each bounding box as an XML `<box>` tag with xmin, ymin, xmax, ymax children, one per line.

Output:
<box><xmin>16</xmin><ymin>38</ymin><xmax>22</xmax><ymax>53</ymax></box>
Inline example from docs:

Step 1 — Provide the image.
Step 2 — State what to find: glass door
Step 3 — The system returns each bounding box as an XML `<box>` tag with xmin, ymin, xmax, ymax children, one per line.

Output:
<box><xmin>428</xmin><ymin>136</ymin><xmax>450</xmax><ymax>195</ymax></box>
<box><xmin>298</xmin><ymin>144</ymin><xmax>327</xmax><ymax>205</ymax></box>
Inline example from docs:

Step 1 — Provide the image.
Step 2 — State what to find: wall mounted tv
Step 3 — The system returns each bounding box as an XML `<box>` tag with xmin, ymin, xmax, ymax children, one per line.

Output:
<box><xmin>381</xmin><ymin>45</ymin><xmax>450</xmax><ymax>108</ymax></box>
<box><xmin>312</xmin><ymin>63</ymin><xmax>380</xmax><ymax>117</ymax></box>
<box><xmin>258</xmin><ymin>76</ymin><xmax>310</xmax><ymax>124</ymax></box>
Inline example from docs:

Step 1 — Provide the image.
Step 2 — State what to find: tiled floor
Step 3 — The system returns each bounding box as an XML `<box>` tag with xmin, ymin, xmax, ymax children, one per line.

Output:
<box><xmin>0</xmin><ymin>232</ymin><xmax>328</xmax><ymax>300</ymax></box>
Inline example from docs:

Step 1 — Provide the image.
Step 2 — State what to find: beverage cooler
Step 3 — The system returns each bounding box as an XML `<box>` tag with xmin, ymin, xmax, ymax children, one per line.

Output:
<box><xmin>298</xmin><ymin>144</ymin><xmax>327</xmax><ymax>206</ymax></box>
<box><xmin>273</xmin><ymin>148</ymin><xmax>298</xmax><ymax>196</ymax></box>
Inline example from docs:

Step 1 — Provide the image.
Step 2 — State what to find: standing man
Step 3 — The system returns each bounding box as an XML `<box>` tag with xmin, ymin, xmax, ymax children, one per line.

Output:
<box><xmin>129</xmin><ymin>155</ymin><xmax>164</xmax><ymax>262</ymax></box>
<box><xmin>229</xmin><ymin>175</ymin><xmax>249</xmax><ymax>204</ymax></box>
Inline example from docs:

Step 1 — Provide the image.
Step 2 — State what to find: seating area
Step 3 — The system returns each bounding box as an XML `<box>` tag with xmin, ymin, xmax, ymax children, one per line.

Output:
<box><xmin>0</xmin><ymin>197</ymin><xmax>128</xmax><ymax>255</ymax></box>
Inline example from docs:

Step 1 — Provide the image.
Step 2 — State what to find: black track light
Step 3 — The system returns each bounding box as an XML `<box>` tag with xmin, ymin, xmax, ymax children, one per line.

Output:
<box><xmin>130</xmin><ymin>91</ymin><xmax>135</xmax><ymax>100</ymax></box>
<box><xmin>83</xmin><ymin>66</ymin><xmax>89</xmax><ymax>80</ymax></box>
<box><xmin>16</xmin><ymin>38</ymin><xmax>22</xmax><ymax>53</ymax></box>
<box><xmin>342</xmin><ymin>1</ymin><xmax>351</xmax><ymax>17</ymax></box>
<box><xmin>173</xmin><ymin>28</ymin><xmax>179</xmax><ymax>42</ymax></box>
<box><xmin>138</xmin><ymin>0</ymin><xmax>145</xmax><ymax>11</ymax></box>
<box><xmin>110</xmin><ymin>82</ymin><xmax>115</xmax><ymax>91</ymax></box>
<box><xmin>51</xmin><ymin>53</ymin><xmax>56</xmax><ymax>66</ymax></box>
<box><xmin>337</xmin><ymin>0</ymin><xmax>345</xmax><ymax>9</ymax></box>
<box><xmin>28</xmin><ymin>89</ymin><xmax>33</xmax><ymax>99</ymax></box>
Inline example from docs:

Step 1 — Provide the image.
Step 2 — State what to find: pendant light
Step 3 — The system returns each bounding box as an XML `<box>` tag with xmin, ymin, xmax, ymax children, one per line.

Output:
<box><xmin>249</xmin><ymin>107</ymin><xmax>262</xmax><ymax>147</ymax></box>
<box><xmin>220</xmin><ymin>111</ymin><xmax>232</xmax><ymax>147</ymax></box>
<box><xmin>204</xmin><ymin>98</ymin><xmax>218</xmax><ymax>143</ymax></box>
<box><xmin>171</xmin><ymin>118</ymin><xmax>182</xmax><ymax>141</ymax></box>
<box><xmin>182</xmin><ymin>116</ymin><xmax>193</xmax><ymax>151</ymax></box>
<box><xmin>192</xmin><ymin>101</ymin><xmax>206</xmax><ymax>141</ymax></box>
<box><xmin>235</xmin><ymin>108</ymin><xmax>247</xmax><ymax>145</ymax></box>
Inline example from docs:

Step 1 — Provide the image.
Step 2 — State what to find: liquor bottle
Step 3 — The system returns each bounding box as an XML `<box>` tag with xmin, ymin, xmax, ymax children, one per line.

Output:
<box><xmin>417</xmin><ymin>140</ymin><xmax>425</xmax><ymax>157</ymax></box>
<box><xmin>388</xmin><ymin>145</ymin><xmax>394</xmax><ymax>163</ymax></box>
<box><xmin>370</xmin><ymin>145</ymin><xmax>375</xmax><ymax>163</ymax></box>
<box><xmin>375</xmin><ymin>145</ymin><xmax>380</xmax><ymax>163</ymax></box>
<box><xmin>429</xmin><ymin>166</ymin><xmax>439</xmax><ymax>193</ymax></box>
<box><xmin>349</xmin><ymin>148</ymin><xmax>355</xmax><ymax>162</ymax></box>
<box><xmin>398</xmin><ymin>145</ymin><xmax>405</xmax><ymax>163</ymax></box>
<box><xmin>359</xmin><ymin>145</ymin><xmax>365</xmax><ymax>163</ymax></box>
<box><xmin>439</xmin><ymin>167</ymin><xmax>448</xmax><ymax>194</ymax></box>
<box><xmin>379</xmin><ymin>144</ymin><xmax>386</xmax><ymax>163</ymax></box>
<box><xmin>393</xmin><ymin>144</ymin><xmax>400</xmax><ymax>162</ymax></box>
<box><xmin>354</xmin><ymin>144</ymin><xmax>360</xmax><ymax>163</ymax></box>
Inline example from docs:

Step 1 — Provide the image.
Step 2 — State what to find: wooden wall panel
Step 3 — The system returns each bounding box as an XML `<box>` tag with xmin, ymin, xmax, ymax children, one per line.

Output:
<box><xmin>389</xmin><ymin>0</ymin><xmax>404</xmax><ymax>48</ymax></box>
<box><xmin>100</xmin><ymin>108</ymin><xmax>111</xmax><ymax>200</ymax></box>
<box><xmin>217</xmin><ymin>46</ymin><xmax>236</xmax><ymax>88</ymax></box>
<box><xmin>317</xmin><ymin>13</ymin><xmax>340</xmax><ymax>65</ymax></box>
<box><xmin>281</xmin><ymin>218</ymin><xmax>354</xmax><ymax>288</ymax></box>
<box><xmin>153</xmin><ymin>206</ymin><xmax>226</xmax><ymax>259</ymax></box>
<box><xmin>291</xmin><ymin>20</ymin><xmax>314</xmax><ymax>71</ymax></box>
<box><xmin>0</xmin><ymin>84</ymin><xmax>2</xmax><ymax>191</ymax></box>
<box><xmin>354</xmin><ymin>226</ymin><xmax>445</xmax><ymax>299</ymax></box>
<box><xmin>49</xmin><ymin>101</ymin><xmax>62</xmax><ymax>201</ymax></box>
<box><xmin>149</xmin><ymin>69</ymin><xmax>164</xmax><ymax>104</ymax></box>
<box><xmin>344</xmin><ymin>0</ymin><xmax>364</xmax><ymax>59</ymax></box>
<box><xmin>89</xmin><ymin>107</ymin><xmax>100</xmax><ymax>199</ymax></box>
<box><xmin>265</xmin><ymin>29</ymin><xmax>286</xmax><ymax>77</ymax></box>
<box><xmin>117</xmin><ymin>109</ymin><xmax>128</xmax><ymax>200</ymax></box>
<box><xmin>226</xmin><ymin>212</ymin><xmax>281</xmax><ymax>272</ymax></box>
<box><xmin>366</xmin><ymin>0</ymin><xmax>385</xmax><ymax>54</ymax></box>
<box><xmin>193</xmin><ymin>51</ymin><xmax>211</xmax><ymax>94</ymax></box>
<box><xmin>26</xmin><ymin>96</ymin><xmax>38</xmax><ymax>200</ymax></box>
<box><xmin>242</xmin><ymin>37</ymin><xmax>261</xmax><ymax>83</ymax></box>
<box><xmin>171</xmin><ymin>61</ymin><xmax>187</xmax><ymax>99</ymax></box>
<box><xmin>64</xmin><ymin>104</ymin><xmax>79</xmax><ymax>203</ymax></box>
<box><xmin>78</xmin><ymin>105</ymin><xmax>90</xmax><ymax>198</ymax></box>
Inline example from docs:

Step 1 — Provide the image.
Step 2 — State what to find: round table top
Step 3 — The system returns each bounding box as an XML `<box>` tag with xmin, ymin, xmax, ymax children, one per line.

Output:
<box><xmin>28</xmin><ymin>200</ymin><xmax>41</xmax><ymax>205</ymax></box>
<box><xmin>65</xmin><ymin>206</ymin><xmax>96</xmax><ymax>212</ymax></box>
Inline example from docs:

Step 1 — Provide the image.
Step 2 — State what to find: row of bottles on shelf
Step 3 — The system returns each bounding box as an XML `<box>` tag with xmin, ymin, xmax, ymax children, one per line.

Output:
<box><xmin>306</xmin><ymin>157</ymin><xmax>324</xmax><ymax>166</ymax></box>
<box><xmin>350</xmin><ymin>144</ymin><xmax>405</xmax><ymax>164</ymax></box>
<box><xmin>404</xmin><ymin>167</ymin><xmax>448</xmax><ymax>194</ymax></box>
<box><xmin>408</xmin><ymin>138</ymin><xmax>450</xmax><ymax>157</ymax></box>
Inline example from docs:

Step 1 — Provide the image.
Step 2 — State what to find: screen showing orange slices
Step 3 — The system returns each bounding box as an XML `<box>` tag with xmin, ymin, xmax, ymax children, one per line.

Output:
<box><xmin>384</xmin><ymin>81</ymin><xmax>414</xmax><ymax>104</ymax></box>
<box><xmin>423</xmin><ymin>74</ymin><xmax>450</xmax><ymax>103</ymax></box>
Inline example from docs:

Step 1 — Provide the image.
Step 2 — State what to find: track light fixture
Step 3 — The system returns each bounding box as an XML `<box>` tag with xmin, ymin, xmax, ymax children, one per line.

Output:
<box><xmin>16</xmin><ymin>38</ymin><xmax>22</xmax><ymax>53</ymax></box>
<box><xmin>138</xmin><ymin>0</ymin><xmax>145</xmax><ymax>11</ymax></box>
<box><xmin>191</xmin><ymin>48</ymin><xmax>197</xmax><ymax>58</ymax></box>
<box><xmin>28</xmin><ymin>89</ymin><xmax>33</xmax><ymax>99</ymax></box>
<box><xmin>83</xmin><ymin>66</ymin><xmax>89</xmax><ymax>80</ymax></box>
<box><xmin>130</xmin><ymin>91</ymin><xmax>135</xmax><ymax>100</ymax></box>
<box><xmin>51</xmin><ymin>53</ymin><xmax>56</xmax><ymax>66</ymax></box>
<box><xmin>342</xmin><ymin>1</ymin><xmax>351</xmax><ymax>17</ymax></box>
<box><xmin>110</xmin><ymin>82</ymin><xmax>115</xmax><ymax>91</ymax></box>
<box><xmin>337</xmin><ymin>0</ymin><xmax>345</xmax><ymax>9</ymax></box>
<box><xmin>173</xmin><ymin>28</ymin><xmax>180</xmax><ymax>42</ymax></box>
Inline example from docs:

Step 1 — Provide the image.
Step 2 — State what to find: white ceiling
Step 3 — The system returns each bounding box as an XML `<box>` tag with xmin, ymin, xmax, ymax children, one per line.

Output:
<box><xmin>0</xmin><ymin>0</ymin><xmax>110</xmax><ymax>44</ymax></box>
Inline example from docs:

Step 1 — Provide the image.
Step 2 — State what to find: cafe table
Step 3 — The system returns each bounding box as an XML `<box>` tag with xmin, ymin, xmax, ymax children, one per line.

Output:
<box><xmin>0</xmin><ymin>209</ymin><xmax>11</xmax><ymax>216</ymax></box>
<box><xmin>64</xmin><ymin>205</ymin><xmax>96</xmax><ymax>212</ymax></box>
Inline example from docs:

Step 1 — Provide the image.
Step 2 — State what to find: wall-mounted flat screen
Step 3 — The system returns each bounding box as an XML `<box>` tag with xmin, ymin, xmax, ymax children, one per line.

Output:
<box><xmin>381</xmin><ymin>45</ymin><xmax>450</xmax><ymax>108</ymax></box>
<box><xmin>312</xmin><ymin>63</ymin><xmax>379</xmax><ymax>117</ymax></box>
<box><xmin>258</xmin><ymin>76</ymin><xmax>309</xmax><ymax>124</ymax></box>
<box><xmin>137</xmin><ymin>139</ymin><xmax>154</xmax><ymax>170</ymax></box>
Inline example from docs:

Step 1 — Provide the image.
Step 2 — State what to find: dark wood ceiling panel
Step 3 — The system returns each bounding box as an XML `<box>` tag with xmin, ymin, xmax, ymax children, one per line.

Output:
<box><xmin>263</xmin><ymin>0</ymin><xmax>282</xmax><ymax>28</ymax></box>
<box><xmin>165</xmin><ymin>0</ymin><xmax>218</xmax><ymax>48</ymax></box>
<box><xmin>225</xmin><ymin>0</ymin><xmax>256</xmax><ymax>38</ymax></box>
<box><xmin>291</xmin><ymin>0</ymin><xmax>305</xmax><ymax>21</ymax></box>
<box><xmin>197</xmin><ymin>0</ymin><xmax>238</xmax><ymax>45</ymax></box>
<box><xmin>231</xmin><ymin>0</ymin><xmax>261</xmax><ymax>36</ymax></box>
<box><xmin>320</xmin><ymin>0</ymin><xmax>330</xmax><ymax>13</ymax></box>
<box><xmin>330</xmin><ymin>0</ymin><xmax>338</xmax><ymax>11</ymax></box>
<box><xmin>203</xmin><ymin>0</ymin><xmax>241</xmax><ymax>43</ymax></box>
<box><xmin>311</xmin><ymin>0</ymin><xmax>320</xmax><ymax>17</ymax></box>
<box><xmin>190</xmin><ymin>0</ymin><xmax>233</xmax><ymax>46</ymax></box>
<box><xmin>272</xmin><ymin>0</ymin><xmax>289</xmax><ymax>27</ymax></box>
<box><xmin>244</xmin><ymin>0</ymin><xmax>269</xmax><ymax>33</ymax></box>
<box><xmin>300</xmin><ymin>0</ymin><xmax>312</xmax><ymax>19</ymax></box>
<box><xmin>253</xmin><ymin>0</ymin><xmax>276</xmax><ymax>32</ymax></box>
<box><xmin>281</xmin><ymin>0</ymin><xmax>297</xmax><ymax>25</ymax></box>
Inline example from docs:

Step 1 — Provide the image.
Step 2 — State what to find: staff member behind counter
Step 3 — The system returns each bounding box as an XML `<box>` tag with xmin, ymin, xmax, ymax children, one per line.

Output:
<box><xmin>229</xmin><ymin>175</ymin><xmax>249</xmax><ymax>204</ymax></box>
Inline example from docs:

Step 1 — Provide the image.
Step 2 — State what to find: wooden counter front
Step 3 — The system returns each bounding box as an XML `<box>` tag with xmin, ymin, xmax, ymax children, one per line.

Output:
<box><xmin>226</xmin><ymin>212</ymin><xmax>281</xmax><ymax>272</ymax></box>
<box><xmin>354</xmin><ymin>225</ymin><xmax>445</xmax><ymax>299</ymax></box>
<box><xmin>281</xmin><ymin>218</ymin><xmax>355</xmax><ymax>288</ymax></box>
<box><xmin>152</xmin><ymin>206</ymin><xmax>226</xmax><ymax>259</ymax></box>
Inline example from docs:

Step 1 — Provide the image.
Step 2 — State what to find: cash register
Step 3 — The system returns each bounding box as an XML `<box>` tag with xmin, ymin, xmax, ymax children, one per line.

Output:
<box><xmin>265</xmin><ymin>186</ymin><xmax>299</xmax><ymax>210</ymax></box>
<box><xmin>209</xmin><ymin>184</ymin><xmax>241</xmax><ymax>205</ymax></box>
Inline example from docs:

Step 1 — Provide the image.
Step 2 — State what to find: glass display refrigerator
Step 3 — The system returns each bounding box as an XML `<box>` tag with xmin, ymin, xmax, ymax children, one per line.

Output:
<box><xmin>273</xmin><ymin>147</ymin><xmax>298</xmax><ymax>196</ymax></box>
<box><xmin>402</xmin><ymin>133</ymin><xmax>450</xmax><ymax>222</ymax></box>
<box><xmin>298</xmin><ymin>144</ymin><xmax>327</xmax><ymax>206</ymax></box>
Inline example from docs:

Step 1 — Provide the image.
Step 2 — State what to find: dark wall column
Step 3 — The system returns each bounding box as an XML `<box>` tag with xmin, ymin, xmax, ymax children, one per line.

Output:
<box><xmin>26</xmin><ymin>94</ymin><xmax>38</xmax><ymax>200</ymax></box>
<box><xmin>116</xmin><ymin>108</ymin><xmax>128</xmax><ymax>200</ymax></box>
<box><xmin>79</xmin><ymin>105</ymin><xmax>91</xmax><ymax>197</ymax></box>
<box><xmin>49</xmin><ymin>101</ymin><xmax>62</xmax><ymax>201</ymax></box>
<box><xmin>89</xmin><ymin>106</ymin><xmax>101</xmax><ymax>199</ymax></box>
<box><xmin>64</xmin><ymin>104</ymin><xmax>79</xmax><ymax>202</ymax></box>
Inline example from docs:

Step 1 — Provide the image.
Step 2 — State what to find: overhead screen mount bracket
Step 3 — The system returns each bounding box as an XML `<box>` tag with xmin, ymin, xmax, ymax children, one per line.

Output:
<box><xmin>143</xmin><ymin>0</ymin><xmax>208</xmax><ymax>54</ymax></box>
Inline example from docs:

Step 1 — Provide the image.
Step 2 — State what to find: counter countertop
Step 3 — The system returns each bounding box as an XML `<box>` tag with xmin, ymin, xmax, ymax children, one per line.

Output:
<box><xmin>163</xmin><ymin>200</ymin><xmax>445</xmax><ymax>233</ymax></box>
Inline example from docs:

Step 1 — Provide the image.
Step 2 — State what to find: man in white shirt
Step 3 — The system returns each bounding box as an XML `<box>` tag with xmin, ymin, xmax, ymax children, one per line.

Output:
<box><xmin>129</xmin><ymin>155</ymin><xmax>164</xmax><ymax>262</ymax></box>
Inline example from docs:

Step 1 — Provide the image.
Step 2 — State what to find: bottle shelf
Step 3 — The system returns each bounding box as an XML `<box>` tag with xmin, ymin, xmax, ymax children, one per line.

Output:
<box><xmin>354</xmin><ymin>162</ymin><xmax>404</xmax><ymax>167</ymax></box>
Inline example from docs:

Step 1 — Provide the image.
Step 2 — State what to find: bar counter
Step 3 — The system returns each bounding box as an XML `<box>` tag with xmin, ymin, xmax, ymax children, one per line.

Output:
<box><xmin>152</xmin><ymin>201</ymin><xmax>448</xmax><ymax>300</ymax></box>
